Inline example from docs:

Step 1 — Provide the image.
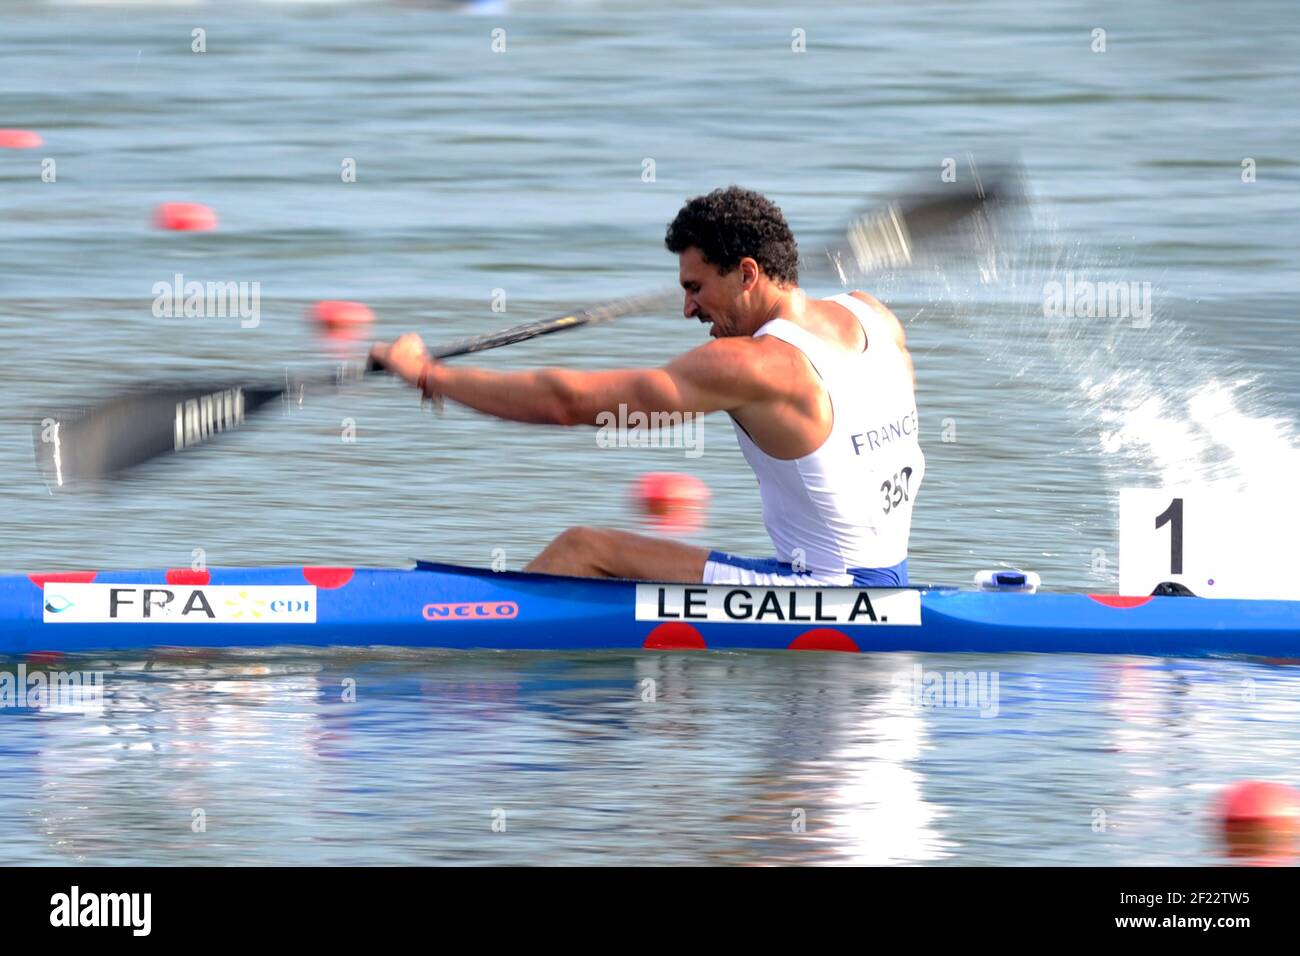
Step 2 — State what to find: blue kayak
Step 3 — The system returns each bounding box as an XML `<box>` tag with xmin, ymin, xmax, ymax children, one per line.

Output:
<box><xmin>0</xmin><ymin>560</ymin><xmax>1297</xmax><ymax>657</ymax></box>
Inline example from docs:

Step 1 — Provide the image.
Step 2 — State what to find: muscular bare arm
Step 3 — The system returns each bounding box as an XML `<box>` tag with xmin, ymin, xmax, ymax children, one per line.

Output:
<box><xmin>420</xmin><ymin>337</ymin><xmax>781</xmax><ymax>426</ymax></box>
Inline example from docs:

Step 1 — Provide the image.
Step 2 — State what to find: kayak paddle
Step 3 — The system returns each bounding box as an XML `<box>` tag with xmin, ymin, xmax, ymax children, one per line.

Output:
<box><xmin>33</xmin><ymin>162</ymin><xmax>1021</xmax><ymax>489</ymax></box>
<box><xmin>32</xmin><ymin>287</ymin><xmax>676</xmax><ymax>491</ymax></box>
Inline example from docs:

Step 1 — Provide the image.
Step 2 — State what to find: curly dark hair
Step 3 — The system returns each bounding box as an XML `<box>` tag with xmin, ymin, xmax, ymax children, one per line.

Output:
<box><xmin>664</xmin><ymin>186</ymin><xmax>800</xmax><ymax>285</ymax></box>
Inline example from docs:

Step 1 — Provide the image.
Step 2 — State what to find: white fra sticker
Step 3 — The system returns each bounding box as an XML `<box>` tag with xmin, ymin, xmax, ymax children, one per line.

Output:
<box><xmin>634</xmin><ymin>585</ymin><xmax>920</xmax><ymax>626</ymax></box>
<box><xmin>42</xmin><ymin>584</ymin><xmax>317</xmax><ymax>624</ymax></box>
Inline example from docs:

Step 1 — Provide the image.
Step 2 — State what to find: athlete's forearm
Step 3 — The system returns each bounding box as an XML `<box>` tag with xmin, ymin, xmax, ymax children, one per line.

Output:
<box><xmin>423</xmin><ymin>363</ymin><xmax>586</xmax><ymax>425</ymax></box>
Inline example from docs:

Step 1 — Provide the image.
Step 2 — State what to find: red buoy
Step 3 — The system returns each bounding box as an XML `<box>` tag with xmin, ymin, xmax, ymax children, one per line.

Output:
<box><xmin>1217</xmin><ymin>780</ymin><xmax>1300</xmax><ymax>863</ymax></box>
<box><xmin>0</xmin><ymin>129</ymin><xmax>43</xmax><ymax>149</ymax></box>
<box><xmin>154</xmin><ymin>202</ymin><xmax>218</xmax><ymax>232</ymax></box>
<box><xmin>309</xmin><ymin>300</ymin><xmax>375</xmax><ymax>332</ymax></box>
<box><xmin>633</xmin><ymin>472</ymin><xmax>709</xmax><ymax>532</ymax></box>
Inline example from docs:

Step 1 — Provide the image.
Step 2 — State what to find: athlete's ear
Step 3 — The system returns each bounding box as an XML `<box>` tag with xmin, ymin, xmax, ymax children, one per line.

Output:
<box><xmin>738</xmin><ymin>257</ymin><xmax>760</xmax><ymax>290</ymax></box>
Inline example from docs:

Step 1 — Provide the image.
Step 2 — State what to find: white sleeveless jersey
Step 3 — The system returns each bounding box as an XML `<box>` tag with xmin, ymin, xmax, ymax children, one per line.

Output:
<box><xmin>730</xmin><ymin>293</ymin><xmax>925</xmax><ymax>574</ymax></box>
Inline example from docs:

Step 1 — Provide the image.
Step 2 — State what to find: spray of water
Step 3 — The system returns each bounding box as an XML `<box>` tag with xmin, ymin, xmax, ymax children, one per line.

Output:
<box><xmin>836</xmin><ymin>183</ymin><xmax>1299</xmax><ymax>596</ymax></box>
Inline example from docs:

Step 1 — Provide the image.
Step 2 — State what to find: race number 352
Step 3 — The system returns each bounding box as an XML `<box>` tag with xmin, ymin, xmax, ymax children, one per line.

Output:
<box><xmin>881</xmin><ymin>466</ymin><xmax>915</xmax><ymax>515</ymax></box>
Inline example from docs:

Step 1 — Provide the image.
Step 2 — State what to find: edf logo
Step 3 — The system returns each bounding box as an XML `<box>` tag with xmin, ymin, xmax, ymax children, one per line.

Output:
<box><xmin>270</xmin><ymin>599</ymin><xmax>312</xmax><ymax>614</ymax></box>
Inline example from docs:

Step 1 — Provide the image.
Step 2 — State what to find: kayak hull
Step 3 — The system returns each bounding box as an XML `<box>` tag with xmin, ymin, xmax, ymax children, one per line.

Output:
<box><xmin>1</xmin><ymin>561</ymin><xmax>1298</xmax><ymax>658</ymax></box>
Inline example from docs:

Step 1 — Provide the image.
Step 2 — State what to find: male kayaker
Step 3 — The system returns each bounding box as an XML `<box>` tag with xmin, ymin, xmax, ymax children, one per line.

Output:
<box><xmin>370</xmin><ymin>186</ymin><xmax>924</xmax><ymax>585</ymax></box>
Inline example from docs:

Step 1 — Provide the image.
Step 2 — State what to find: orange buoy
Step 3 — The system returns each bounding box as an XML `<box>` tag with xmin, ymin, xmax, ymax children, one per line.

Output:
<box><xmin>633</xmin><ymin>472</ymin><xmax>709</xmax><ymax>532</ymax></box>
<box><xmin>309</xmin><ymin>300</ymin><xmax>375</xmax><ymax>332</ymax></box>
<box><xmin>1217</xmin><ymin>780</ymin><xmax>1300</xmax><ymax>863</ymax></box>
<box><xmin>0</xmin><ymin>129</ymin><xmax>43</xmax><ymax>149</ymax></box>
<box><xmin>154</xmin><ymin>202</ymin><xmax>218</xmax><ymax>232</ymax></box>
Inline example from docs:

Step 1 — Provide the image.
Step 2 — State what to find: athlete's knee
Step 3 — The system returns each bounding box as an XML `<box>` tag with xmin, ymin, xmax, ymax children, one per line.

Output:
<box><xmin>551</xmin><ymin>526</ymin><xmax>609</xmax><ymax>553</ymax></box>
<box><xmin>530</xmin><ymin>526</ymin><xmax>616</xmax><ymax>576</ymax></box>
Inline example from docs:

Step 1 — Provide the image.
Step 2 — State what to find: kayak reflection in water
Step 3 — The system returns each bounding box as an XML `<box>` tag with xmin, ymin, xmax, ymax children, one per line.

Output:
<box><xmin>370</xmin><ymin>187</ymin><xmax>924</xmax><ymax>586</ymax></box>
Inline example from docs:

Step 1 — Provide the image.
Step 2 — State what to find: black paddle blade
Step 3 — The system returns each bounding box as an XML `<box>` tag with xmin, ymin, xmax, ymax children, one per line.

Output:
<box><xmin>894</xmin><ymin>160</ymin><xmax>1024</xmax><ymax>234</ymax></box>
<box><xmin>33</xmin><ymin>383</ymin><xmax>283</xmax><ymax>490</ymax></box>
<box><xmin>823</xmin><ymin>158</ymin><xmax>1026</xmax><ymax>278</ymax></box>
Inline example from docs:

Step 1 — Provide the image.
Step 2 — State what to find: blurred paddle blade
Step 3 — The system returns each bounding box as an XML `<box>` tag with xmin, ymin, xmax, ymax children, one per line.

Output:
<box><xmin>33</xmin><ymin>384</ymin><xmax>284</xmax><ymax>491</ymax></box>
<box><xmin>820</xmin><ymin>157</ymin><xmax>1026</xmax><ymax>280</ymax></box>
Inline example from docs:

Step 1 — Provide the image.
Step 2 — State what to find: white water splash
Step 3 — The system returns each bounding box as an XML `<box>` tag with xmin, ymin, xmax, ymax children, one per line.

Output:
<box><xmin>1098</xmin><ymin>379</ymin><xmax>1300</xmax><ymax>598</ymax></box>
<box><xmin>905</xmin><ymin>195</ymin><xmax>1300</xmax><ymax>593</ymax></box>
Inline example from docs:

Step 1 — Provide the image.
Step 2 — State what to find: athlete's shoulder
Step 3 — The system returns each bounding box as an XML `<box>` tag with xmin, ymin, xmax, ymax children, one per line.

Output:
<box><xmin>670</xmin><ymin>335</ymin><xmax>767</xmax><ymax>378</ymax></box>
<box><xmin>846</xmin><ymin>290</ymin><xmax>907</xmax><ymax>348</ymax></box>
<box><xmin>846</xmin><ymin>289</ymin><xmax>886</xmax><ymax>309</ymax></box>
<box><xmin>675</xmin><ymin>334</ymin><xmax>760</xmax><ymax>362</ymax></box>
<box><xmin>667</xmin><ymin>336</ymin><xmax>792</xmax><ymax>400</ymax></box>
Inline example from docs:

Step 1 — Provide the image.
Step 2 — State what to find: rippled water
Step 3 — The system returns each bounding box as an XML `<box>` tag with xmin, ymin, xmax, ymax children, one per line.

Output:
<box><xmin>2</xmin><ymin>0</ymin><xmax>1298</xmax><ymax>865</ymax></box>
<box><xmin>3</xmin><ymin>649</ymin><xmax>1298</xmax><ymax>865</ymax></box>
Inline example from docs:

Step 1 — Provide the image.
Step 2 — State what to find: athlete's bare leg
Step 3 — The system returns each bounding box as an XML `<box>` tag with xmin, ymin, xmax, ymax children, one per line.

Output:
<box><xmin>525</xmin><ymin>526</ymin><xmax>709</xmax><ymax>582</ymax></box>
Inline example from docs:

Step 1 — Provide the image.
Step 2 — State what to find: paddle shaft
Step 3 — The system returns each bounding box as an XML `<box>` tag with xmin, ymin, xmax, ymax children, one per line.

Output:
<box><xmin>33</xmin><ymin>288</ymin><xmax>674</xmax><ymax>490</ymax></box>
<box><xmin>34</xmin><ymin>165</ymin><xmax>1019</xmax><ymax>488</ymax></box>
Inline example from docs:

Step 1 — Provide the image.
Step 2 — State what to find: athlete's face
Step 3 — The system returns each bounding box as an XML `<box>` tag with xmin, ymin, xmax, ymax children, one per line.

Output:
<box><xmin>678</xmin><ymin>247</ymin><xmax>747</xmax><ymax>338</ymax></box>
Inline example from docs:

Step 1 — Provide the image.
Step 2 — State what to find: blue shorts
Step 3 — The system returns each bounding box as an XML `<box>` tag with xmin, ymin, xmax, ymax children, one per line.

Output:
<box><xmin>702</xmin><ymin>551</ymin><xmax>908</xmax><ymax>587</ymax></box>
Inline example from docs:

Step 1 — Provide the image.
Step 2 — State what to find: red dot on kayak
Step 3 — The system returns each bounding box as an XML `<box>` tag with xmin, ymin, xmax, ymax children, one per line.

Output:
<box><xmin>789</xmin><ymin>628</ymin><xmax>860</xmax><ymax>652</ymax></box>
<box><xmin>643</xmin><ymin>621</ymin><xmax>706</xmax><ymax>651</ymax></box>
<box><xmin>166</xmin><ymin>568</ymin><xmax>211</xmax><ymax>586</ymax></box>
<box><xmin>154</xmin><ymin>202</ymin><xmax>218</xmax><ymax>232</ymax></box>
<box><xmin>309</xmin><ymin>301</ymin><xmax>374</xmax><ymax>331</ymax></box>
<box><xmin>1088</xmin><ymin>594</ymin><xmax>1152</xmax><ymax>609</ymax></box>
<box><xmin>633</xmin><ymin>472</ymin><xmax>709</xmax><ymax>532</ymax></box>
<box><xmin>28</xmin><ymin>571</ymin><xmax>97</xmax><ymax>588</ymax></box>
<box><xmin>304</xmin><ymin>566</ymin><xmax>354</xmax><ymax>589</ymax></box>
<box><xmin>0</xmin><ymin>129</ymin><xmax>43</xmax><ymax>149</ymax></box>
